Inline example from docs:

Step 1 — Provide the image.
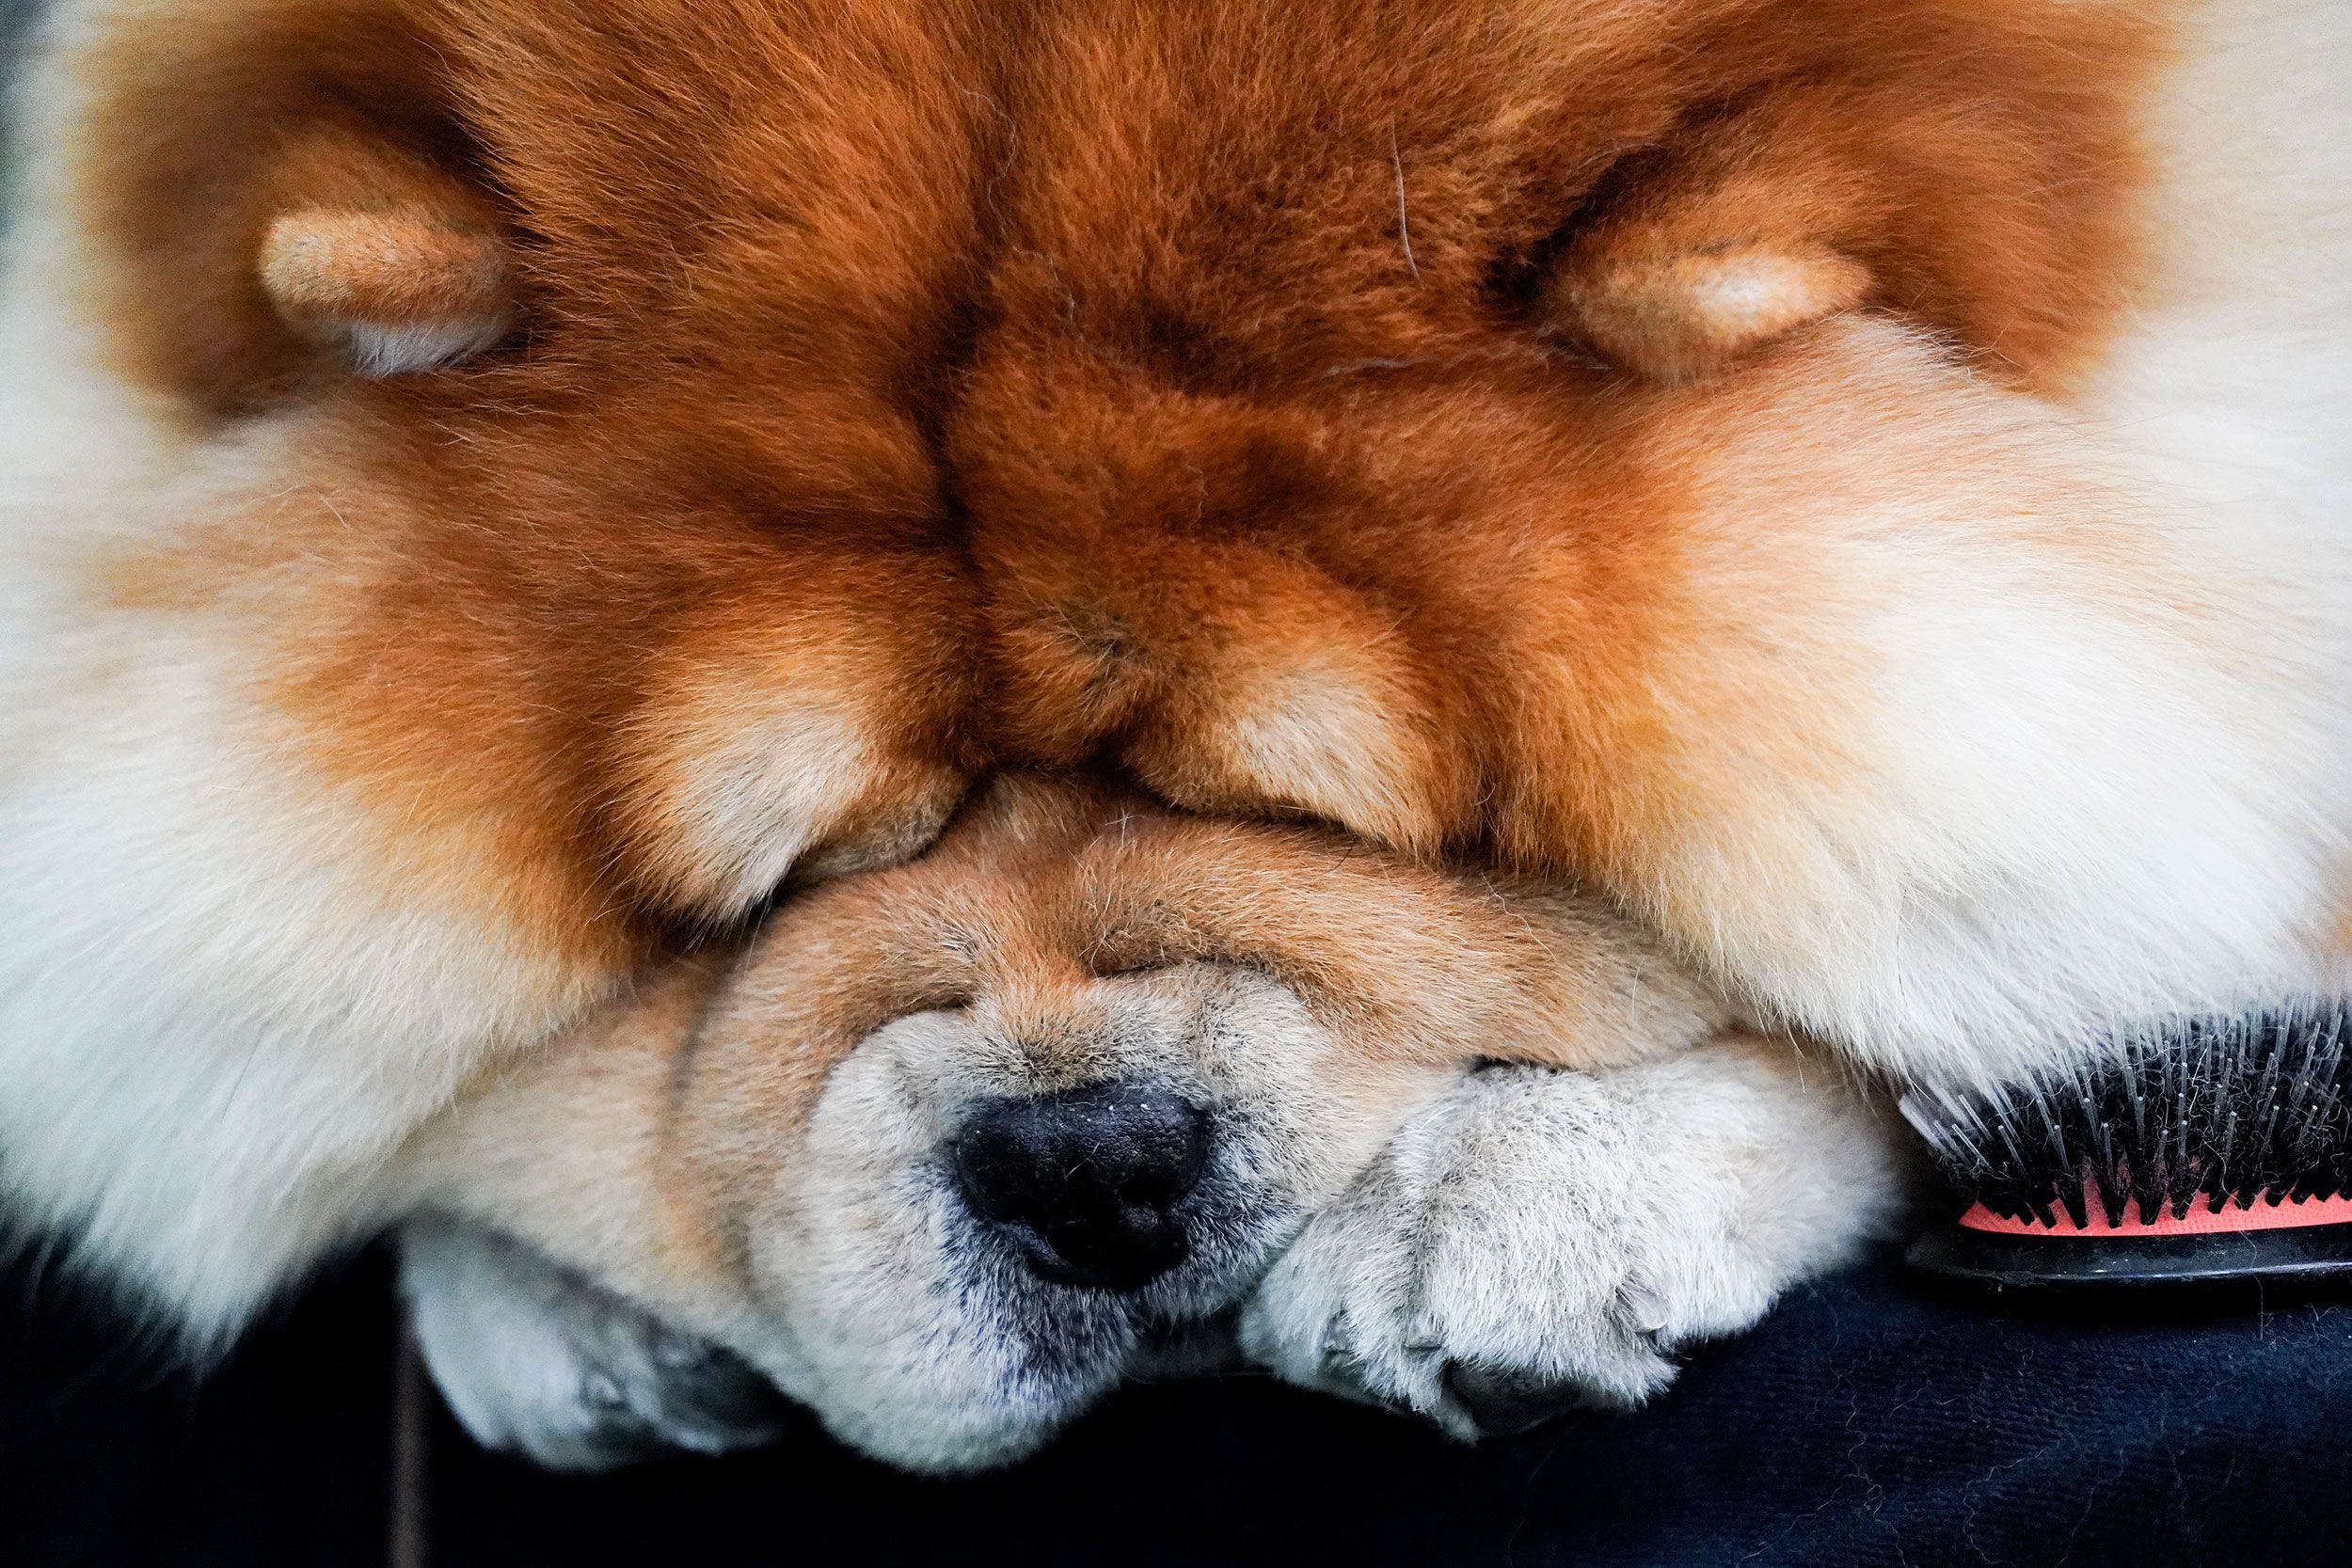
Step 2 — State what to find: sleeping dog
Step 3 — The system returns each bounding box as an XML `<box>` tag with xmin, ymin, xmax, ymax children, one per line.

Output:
<box><xmin>0</xmin><ymin>0</ymin><xmax>2345</xmax><ymax>1468</ymax></box>
<box><xmin>386</xmin><ymin>773</ymin><xmax>1899</xmax><ymax>1470</ymax></box>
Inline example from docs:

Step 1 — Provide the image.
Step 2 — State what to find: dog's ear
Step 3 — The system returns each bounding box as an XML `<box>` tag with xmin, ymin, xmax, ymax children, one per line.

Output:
<box><xmin>1540</xmin><ymin>95</ymin><xmax>1882</xmax><ymax>385</ymax></box>
<box><xmin>1546</xmin><ymin>239</ymin><xmax>1870</xmax><ymax>386</ymax></box>
<box><xmin>254</xmin><ymin>125</ymin><xmax>516</xmax><ymax>380</ymax></box>
<box><xmin>75</xmin><ymin>0</ymin><xmax>517</xmax><ymax>413</ymax></box>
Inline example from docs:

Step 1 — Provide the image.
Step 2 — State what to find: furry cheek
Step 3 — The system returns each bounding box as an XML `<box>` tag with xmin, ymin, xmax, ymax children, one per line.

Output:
<box><xmin>607</xmin><ymin>638</ymin><xmax>973</xmax><ymax>920</ymax></box>
<box><xmin>1493</xmin><ymin>319</ymin><xmax>2345</xmax><ymax>1078</ymax></box>
<box><xmin>1126</xmin><ymin>643</ymin><xmax>1471</xmax><ymax>857</ymax></box>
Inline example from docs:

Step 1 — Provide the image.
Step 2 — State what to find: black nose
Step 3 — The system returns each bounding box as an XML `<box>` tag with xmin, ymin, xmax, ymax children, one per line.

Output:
<box><xmin>951</xmin><ymin>1080</ymin><xmax>1209</xmax><ymax>1291</ymax></box>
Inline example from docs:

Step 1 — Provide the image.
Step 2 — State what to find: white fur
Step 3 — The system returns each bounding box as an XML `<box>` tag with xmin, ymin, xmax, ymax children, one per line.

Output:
<box><xmin>1237</xmin><ymin>1045</ymin><xmax>1899</xmax><ymax>1434</ymax></box>
<box><xmin>1635</xmin><ymin>2</ymin><xmax>2352</xmax><ymax>1083</ymax></box>
<box><xmin>1645</xmin><ymin>327</ymin><xmax>2349</xmax><ymax>1083</ymax></box>
<box><xmin>0</xmin><ymin>346</ymin><xmax>596</xmax><ymax>1329</ymax></box>
<box><xmin>400</xmin><ymin>1215</ymin><xmax>783</xmax><ymax>1469</ymax></box>
<box><xmin>342</xmin><ymin>314</ymin><xmax>511</xmax><ymax>377</ymax></box>
<box><xmin>0</xmin><ymin>619</ymin><xmax>593</xmax><ymax>1328</ymax></box>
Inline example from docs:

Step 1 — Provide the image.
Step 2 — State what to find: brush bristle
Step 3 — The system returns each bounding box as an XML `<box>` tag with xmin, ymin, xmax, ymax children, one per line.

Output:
<box><xmin>1899</xmin><ymin>1006</ymin><xmax>2352</xmax><ymax>1229</ymax></box>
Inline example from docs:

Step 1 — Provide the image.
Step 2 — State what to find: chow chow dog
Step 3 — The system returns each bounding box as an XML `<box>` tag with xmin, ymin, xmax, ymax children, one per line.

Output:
<box><xmin>0</xmin><ymin>0</ymin><xmax>2344</xmax><ymax>1469</ymax></box>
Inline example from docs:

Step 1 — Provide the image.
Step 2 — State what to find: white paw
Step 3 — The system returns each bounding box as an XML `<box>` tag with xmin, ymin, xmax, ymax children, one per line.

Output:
<box><xmin>399</xmin><ymin>1215</ymin><xmax>786</xmax><ymax>1470</ymax></box>
<box><xmin>1236</xmin><ymin>1047</ymin><xmax>1899</xmax><ymax>1439</ymax></box>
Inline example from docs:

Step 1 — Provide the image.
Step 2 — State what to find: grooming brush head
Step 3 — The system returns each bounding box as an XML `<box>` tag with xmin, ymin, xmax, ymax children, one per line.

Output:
<box><xmin>1902</xmin><ymin>1006</ymin><xmax>2352</xmax><ymax>1286</ymax></box>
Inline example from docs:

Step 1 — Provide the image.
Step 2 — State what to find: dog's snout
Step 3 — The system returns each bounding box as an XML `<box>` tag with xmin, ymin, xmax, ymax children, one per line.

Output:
<box><xmin>952</xmin><ymin>1080</ymin><xmax>1208</xmax><ymax>1291</ymax></box>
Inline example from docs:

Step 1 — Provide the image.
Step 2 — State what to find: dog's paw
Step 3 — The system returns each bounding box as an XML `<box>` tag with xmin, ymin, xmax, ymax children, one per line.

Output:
<box><xmin>398</xmin><ymin>1215</ymin><xmax>787</xmax><ymax>1470</ymax></box>
<box><xmin>1235</xmin><ymin>1045</ymin><xmax>1899</xmax><ymax>1439</ymax></box>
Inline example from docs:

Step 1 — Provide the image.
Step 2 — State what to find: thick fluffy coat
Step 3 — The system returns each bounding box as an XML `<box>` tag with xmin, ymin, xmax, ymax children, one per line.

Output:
<box><xmin>0</xmin><ymin>0</ymin><xmax>2345</xmax><ymax>1350</ymax></box>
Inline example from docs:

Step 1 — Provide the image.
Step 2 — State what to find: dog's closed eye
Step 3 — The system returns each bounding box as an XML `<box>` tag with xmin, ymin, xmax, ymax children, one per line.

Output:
<box><xmin>1527</xmin><ymin>89</ymin><xmax>1885</xmax><ymax>384</ymax></box>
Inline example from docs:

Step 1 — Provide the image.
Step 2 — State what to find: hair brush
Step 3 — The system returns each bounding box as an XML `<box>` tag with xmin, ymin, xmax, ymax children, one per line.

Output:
<box><xmin>1901</xmin><ymin>1004</ymin><xmax>2352</xmax><ymax>1286</ymax></box>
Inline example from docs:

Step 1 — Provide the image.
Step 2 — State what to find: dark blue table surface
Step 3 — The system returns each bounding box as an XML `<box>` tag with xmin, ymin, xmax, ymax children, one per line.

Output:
<box><xmin>4</xmin><ymin>1242</ymin><xmax>2346</xmax><ymax>1568</ymax></box>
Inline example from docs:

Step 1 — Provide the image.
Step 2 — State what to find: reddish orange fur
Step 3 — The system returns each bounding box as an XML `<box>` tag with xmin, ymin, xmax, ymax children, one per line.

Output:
<box><xmin>259</xmin><ymin>209</ymin><xmax>506</xmax><ymax>338</ymax></box>
<box><xmin>72</xmin><ymin>0</ymin><xmax>2172</xmax><ymax>996</ymax></box>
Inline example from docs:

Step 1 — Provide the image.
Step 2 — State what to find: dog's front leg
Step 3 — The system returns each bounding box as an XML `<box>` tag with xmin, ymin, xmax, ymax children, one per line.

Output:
<box><xmin>1237</xmin><ymin>1037</ymin><xmax>1903</xmax><ymax>1436</ymax></box>
<box><xmin>380</xmin><ymin>958</ymin><xmax>782</xmax><ymax>1470</ymax></box>
<box><xmin>392</xmin><ymin>1212</ymin><xmax>781</xmax><ymax>1476</ymax></box>
<box><xmin>397</xmin><ymin>1216</ymin><xmax>786</xmax><ymax>1470</ymax></box>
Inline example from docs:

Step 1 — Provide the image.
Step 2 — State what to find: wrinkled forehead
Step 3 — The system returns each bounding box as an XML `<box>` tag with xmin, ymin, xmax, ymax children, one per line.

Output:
<box><xmin>678</xmin><ymin>773</ymin><xmax>1575</xmax><ymax>1122</ymax></box>
<box><xmin>980</xmin><ymin>0</ymin><xmax>1695</xmax><ymax>305</ymax></box>
<box><xmin>421</xmin><ymin>0</ymin><xmax>996</xmax><ymax>374</ymax></box>
<box><xmin>436</xmin><ymin>0</ymin><xmax>1753</xmax><ymax>357</ymax></box>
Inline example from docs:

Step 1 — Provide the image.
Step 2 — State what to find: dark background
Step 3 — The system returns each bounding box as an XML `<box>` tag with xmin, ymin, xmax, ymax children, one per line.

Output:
<box><xmin>7</xmin><ymin>1243</ymin><xmax>2348</xmax><ymax>1568</ymax></box>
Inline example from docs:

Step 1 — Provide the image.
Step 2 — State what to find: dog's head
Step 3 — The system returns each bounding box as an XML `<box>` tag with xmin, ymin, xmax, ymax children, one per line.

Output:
<box><xmin>41</xmin><ymin>0</ymin><xmax>2163</xmax><ymax>1014</ymax></box>
<box><xmin>405</xmin><ymin>776</ymin><xmax>1723</xmax><ymax>1469</ymax></box>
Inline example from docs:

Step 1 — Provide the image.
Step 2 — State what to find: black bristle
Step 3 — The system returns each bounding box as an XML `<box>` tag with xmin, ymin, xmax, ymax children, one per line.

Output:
<box><xmin>1900</xmin><ymin>1004</ymin><xmax>2352</xmax><ymax>1228</ymax></box>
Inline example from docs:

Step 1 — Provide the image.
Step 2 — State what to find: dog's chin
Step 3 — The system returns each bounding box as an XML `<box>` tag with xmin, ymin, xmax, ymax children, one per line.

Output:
<box><xmin>799</xmin><ymin>1349</ymin><xmax>1120</xmax><ymax>1475</ymax></box>
<box><xmin>772</xmin><ymin>1178</ymin><xmax>1295</xmax><ymax>1473</ymax></box>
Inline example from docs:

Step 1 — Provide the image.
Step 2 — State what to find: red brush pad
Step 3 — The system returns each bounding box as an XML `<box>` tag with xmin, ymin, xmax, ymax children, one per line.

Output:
<box><xmin>1961</xmin><ymin>1192</ymin><xmax>2352</xmax><ymax>1238</ymax></box>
